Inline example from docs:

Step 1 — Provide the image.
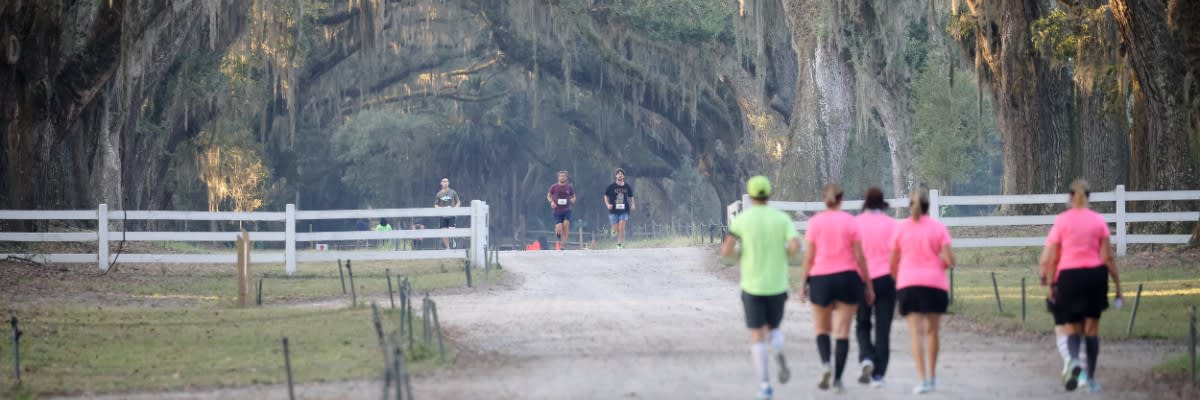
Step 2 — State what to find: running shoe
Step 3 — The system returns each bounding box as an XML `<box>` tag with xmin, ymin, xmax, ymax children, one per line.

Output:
<box><xmin>1086</xmin><ymin>379</ymin><xmax>1101</xmax><ymax>393</ymax></box>
<box><xmin>755</xmin><ymin>385</ymin><xmax>772</xmax><ymax>400</ymax></box>
<box><xmin>1078</xmin><ymin>370</ymin><xmax>1089</xmax><ymax>387</ymax></box>
<box><xmin>1063</xmin><ymin>358</ymin><xmax>1082</xmax><ymax>391</ymax></box>
<box><xmin>817</xmin><ymin>362</ymin><xmax>832</xmax><ymax>390</ymax></box>
<box><xmin>776</xmin><ymin>353</ymin><xmax>790</xmax><ymax>384</ymax></box>
<box><xmin>555</xmin><ymin>241</ymin><xmax>562</xmax><ymax>251</ymax></box>
<box><xmin>858</xmin><ymin>359</ymin><xmax>875</xmax><ymax>384</ymax></box>
<box><xmin>912</xmin><ymin>381</ymin><xmax>933</xmax><ymax>394</ymax></box>
<box><xmin>869</xmin><ymin>375</ymin><xmax>885</xmax><ymax>388</ymax></box>
<box><xmin>610</xmin><ymin>229</ymin><xmax>617</xmax><ymax>237</ymax></box>
<box><xmin>832</xmin><ymin>380</ymin><xmax>845</xmax><ymax>393</ymax></box>
<box><xmin>617</xmin><ymin>243</ymin><xmax>623</xmax><ymax>249</ymax></box>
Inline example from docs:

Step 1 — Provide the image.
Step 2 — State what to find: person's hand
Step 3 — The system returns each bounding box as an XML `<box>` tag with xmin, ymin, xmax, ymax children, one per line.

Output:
<box><xmin>1047</xmin><ymin>284</ymin><xmax>1057</xmax><ymax>303</ymax></box>
<box><xmin>1115</xmin><ymin>285</ymin><xmax>1123</xmax><ymax>300</ymax></box>
<box><xmin>607</xmin><ymin>204</ymin><xmax>613</xmax><ymax>210</ymax></box>
<box><xmin>1039</xmin><ymin>273</ymin><xmax>1048</xmax><ymax>286</ymax></box>
<box><xmin>864</xmin><ymin>287</ymin><xmax>876</xmax><ymax>305</ymax></box>
<box><xmin>798</xmin><ymin>286</ymin><xmax>809</xmax><ymax>304</ymax></box>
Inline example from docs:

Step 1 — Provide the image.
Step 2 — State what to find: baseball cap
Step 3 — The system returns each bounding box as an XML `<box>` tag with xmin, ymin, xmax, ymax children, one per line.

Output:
<box><xmin>747</xmin><ymin>176</ymin><xmax>771</xmax><ymax>198</ymax></box>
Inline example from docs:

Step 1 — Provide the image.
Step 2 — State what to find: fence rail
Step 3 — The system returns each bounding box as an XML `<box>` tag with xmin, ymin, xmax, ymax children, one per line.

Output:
<box><xmin>0</xmin><ymin>201</ymin><xmax>490</xmax><ymax>274</ymax></box>
<box><xmin>729</xmin><ymin>185</ymin><xmax>1197</xmax><ymax>255</ymax></box>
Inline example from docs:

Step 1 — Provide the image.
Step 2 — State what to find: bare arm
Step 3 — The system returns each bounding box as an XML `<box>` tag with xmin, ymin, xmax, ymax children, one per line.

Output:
<box><xmin>940</xmin><ymin>245</ymin><xmax>956</xmax><ymax>269</ymax></box>
<box><xmin>604</xmin><ymin>194</ymin><xmax>611</xmax><ymax>209</ymax></box>
<box><xmin>889</xmin><ymin>248</ymin><xmax>900</xmax><ymax>279</ymax></box>
<box><xmin>854</xmin><ymin>241</ymin><xmax>875</xmax><ymax>305</ymax></box>
<box><xmin>798</xmin><ymin>240</ymin><xmax>816</xmax><ymax>301</ymax></box>
<box><xmin>1039</xmin><ymin>244</ymin><xmax>1060</xmax><ymax>285</ymax></box>
<box><xmin>1101</xmin><ymin>237</ymin><xmax>1122</xmax><ymax>297</ymax></box>
<box><xmin>630</xmin><ymin>196</ymin><xmax>636</xmax><ymax>211</ymax></box>
<box><xmin>720</xmin><ymin>235</ymin><xmax>738</xmax><ymax>258</ymax></box>
<box><xmin>786</xmin><ymin>237</ymin><xmax>801</xmax><ymax>255</ymax></box>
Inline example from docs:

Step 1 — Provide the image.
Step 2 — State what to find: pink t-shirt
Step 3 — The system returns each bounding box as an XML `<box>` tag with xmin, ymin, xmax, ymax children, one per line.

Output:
<box><xmin>857</xmin><ymin>211</ymin><xmax>897</xmax><ymax>279</ymax></box>
<box><xmin>1046</xmin><ymin>208</ymin><xmax>1110</xmax><ymax>280</ymax></box>
<box><xmin>891</xmin><ymin>216</ymin><xmax>952</xmax><ymax>291</ymax></box>
<box><xmin>805</xmin><ymin>210</ymin><xmax>861</xmax><ymax>277</ymax></box>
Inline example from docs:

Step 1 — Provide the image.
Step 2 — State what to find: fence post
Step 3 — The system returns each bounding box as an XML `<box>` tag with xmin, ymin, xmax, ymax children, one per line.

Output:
<box><xmin>991</xmin><ymin>271</ymin><xmax>1003</xmax><ymax>313</ymax></box>
<box><xmin>1021</xmin><ymin>277</ymin><xmax>1026</xmax><ymax>322</ymax></box>
<box><xmin>469</xmin><ymin>201</ymin><xmax>481</xmax><ymax>268</ymax></box>
<box><xmin>98</xmin><ymin>203</ymin><xmax>110</xmax><ymax>271</ymax></box>
<box><xmin>285</xmin><ymin>204</ymin><xmax>297</xmax><ymax>276</ymax></box>
<box><xmin>929</xmin><ymin>189</ymin><xmax>941</xmax><ymax>220</ymax></box>
<box><xmin>1115</xmin><ymin>185</ymin><xmax>1127</xmax><ymax>256</ymax></box>
<box><xmin>10</xmin><ymin>317</ymin><xmax>20</xmax><ymax>383</ymax></box>
<box><xmin>282</xmin><ymin>337</ymin><xmax>295</xmax><ymax>400</ymax></box>
<box><xmin>1190</xmin><ymin>305</ymin><xmax>1196</xmax><ymax>384</ymax></box>
<box><xmin>387</xmin><ymin>269</ymin><xmax>395</xmax><ymax>309</ymax></box>
<box><xmin>1127</xmin><ymin>283</ymin><xmax>1144</xmax><ymax>337</ymax></box>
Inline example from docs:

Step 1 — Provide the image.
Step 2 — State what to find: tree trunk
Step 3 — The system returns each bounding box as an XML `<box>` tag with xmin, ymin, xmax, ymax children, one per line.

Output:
<box><xmin>1112</xmin><ymin>0</ymin><xmax>1197</xmax><ymax>194</ymax></box>
<box><xmin>961</xmin><ymin>0</ymin><xmax>1074</xmax><ymax>203</ymax></box>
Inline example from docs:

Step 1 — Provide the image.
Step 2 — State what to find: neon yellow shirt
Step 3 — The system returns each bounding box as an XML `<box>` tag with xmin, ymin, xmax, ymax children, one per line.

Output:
<box><xmin>729</xmin><ymin>205</ymin><xmax>797</xmax><ymax>295</ymax></box>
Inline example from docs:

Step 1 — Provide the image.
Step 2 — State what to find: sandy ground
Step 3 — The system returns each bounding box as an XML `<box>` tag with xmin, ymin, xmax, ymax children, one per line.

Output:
<box><xmin>69</xmin><ymin>247</ymin><xmax>1192</xmax><ymax>400</ymax></box>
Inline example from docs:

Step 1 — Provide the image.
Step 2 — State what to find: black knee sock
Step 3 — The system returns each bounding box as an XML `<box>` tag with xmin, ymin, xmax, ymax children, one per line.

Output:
<box><xmin>1067</xmin><ymin>335</ymin><xmax>1082</xmax><ymax>361</ymax></box>
<box><xmin>817</xmin><ymin>334</ymin><xmax>831</xmax><ymax>364</ymax></box>
<box><xmin>834</xmin><ymin>339</ymin><xmax>850</xmax><ymax>380</ymax></box>
<box><xmin>1085</xmin><ymin>336</ymin><xmax>1099</xmax><ymax>378</ymax></box>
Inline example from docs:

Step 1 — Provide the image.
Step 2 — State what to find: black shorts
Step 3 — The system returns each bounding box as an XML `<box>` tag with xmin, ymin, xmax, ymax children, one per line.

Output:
<box><xmin>807</xmin><ymin>271</ymin><xmax>864</xmax><ymax>306</ymax></box>
<box><xmin>1046</xmin><ymin>297</ymin><xmax>1066</xmax><ymax>325</ymax></box>
<box><xmin>1054</xmin><ymin>266</ymin><xmax>1109</xmax><ymax>323</ymax></box>
<box><xmin>898</xmin><ymin>286</ymin><xmax>949</xmax><ymax>316</ymax></box>
<box><xmin>440</xmin><ymin>217</ymin><xmax>456</xmax><ymax>228</ymax></box>
<box><xmin>742</xmin><ymin>291</ymin><xmax>788</xmax><ymax>329</ymax></box>
<box><xmin>554</xmin><ymin>211</ymin><xmax>572</xmax><ymax>224</ymax></box>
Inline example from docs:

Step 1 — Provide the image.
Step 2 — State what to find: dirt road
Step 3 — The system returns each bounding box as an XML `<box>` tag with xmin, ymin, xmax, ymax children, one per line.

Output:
<box><xmin>79</xmin><ymin>247</ymin><xmax>1187</xmax><ymax>399</ymax></box>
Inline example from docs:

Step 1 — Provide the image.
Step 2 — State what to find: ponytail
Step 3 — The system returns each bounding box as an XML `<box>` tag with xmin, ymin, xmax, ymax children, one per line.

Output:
<box><xmin>910</xmin><ymin>190</ymin><xmax>929</xmax><ymax>221</ymax></box>
<box><xmin>823</xmin><ymin>183</ymin><xmax>844</xmax><ymax>209</ymax></box>
<box><xmin>1069</xmin><ymin>178</ymin><xmax>1090</xmax><ymax>208</ymax></box>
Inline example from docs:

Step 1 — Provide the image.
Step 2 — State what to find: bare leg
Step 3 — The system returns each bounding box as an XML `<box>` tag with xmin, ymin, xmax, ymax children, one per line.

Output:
<box><xmin>925</xmin><ymin>314</ymin><xmax>941</xmax><ymax>381</ymax></box>
<box><xmin>562</xmin><ymin>220</ymin><xmax>571</xmax><ymax>245</ymax></box>
<box><xmin>907</xmin><ymin>314</ymin><xmax>927</xmax><ymax>383</ymax></box>
<box><xmin>617</xmin><ymin>219</ymin><xmax>627</xmax><ymax>243</ymax></box>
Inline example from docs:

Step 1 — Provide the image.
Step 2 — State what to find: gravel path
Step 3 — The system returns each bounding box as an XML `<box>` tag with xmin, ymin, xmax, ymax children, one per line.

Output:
<box><xmin>74</xmin><ymin>247</ymin><xmax>1189</xmax><ymax>399</ymax></box>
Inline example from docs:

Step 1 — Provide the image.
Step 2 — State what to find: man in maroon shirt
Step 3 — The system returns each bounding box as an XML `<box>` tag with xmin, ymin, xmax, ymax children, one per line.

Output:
<box><xmin>547</xmin><ymin>170</ymin><xmax>577</xmax><ymax>250</ymax></box>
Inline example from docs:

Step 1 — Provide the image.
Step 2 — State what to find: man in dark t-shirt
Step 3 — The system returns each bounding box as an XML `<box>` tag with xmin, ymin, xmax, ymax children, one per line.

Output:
<box><xmin>434</xmin><ymin>177</ymin><xmax>462</xmax><ymax>249</ymax></box>
<box><xmin>547</xmin><ymin>170</ymin><xmax>576</xmax><ymax>250</ymax></box>
<box><xmin>604</xmin><ymin>168</ymin><xmax>636</xmax><ymax>249</ymax></box>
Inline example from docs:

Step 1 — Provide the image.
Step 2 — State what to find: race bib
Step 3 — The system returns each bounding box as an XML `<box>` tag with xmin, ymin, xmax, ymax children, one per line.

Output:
<box><xmin>557</xmin><ymin>198</ymin><xmax>568</xmax><ymax>205</ymax></box>
<box><xmin>615</xmin><ymin>204</ymin><xmax>625</xmax><ymax>210</ymax></box>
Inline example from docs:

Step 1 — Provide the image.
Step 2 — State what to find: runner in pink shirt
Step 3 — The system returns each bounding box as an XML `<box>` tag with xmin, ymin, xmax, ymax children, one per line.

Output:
<box><xmin>1039</xmin><ymin>179</ymin><xmax>1122</xmax><ymax>393</ymax></box>
<box><xmin>889</xmin><ymin>191</ymin><xmax>955</xmax><ymax>395</ymax></box>
<box><xmin>798</xmin><ymin>184</ymin><xmax>874</xmax><ymax>392</ymax></box>
<box><xmin>853</xmin><ymin>187</ymin><xmax>897</xmax><ymax>387</ymax></box>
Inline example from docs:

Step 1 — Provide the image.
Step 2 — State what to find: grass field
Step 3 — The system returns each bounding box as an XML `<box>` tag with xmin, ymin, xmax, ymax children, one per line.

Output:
<box><xmin>944</xmin><ymin>247</ymin><xmax>1200</xmax><ymax>383</ymax></box>
<box><xmin>0</xmin><ymin>258</ymin><xmax>502</xmax><ymax>397</ymax></box>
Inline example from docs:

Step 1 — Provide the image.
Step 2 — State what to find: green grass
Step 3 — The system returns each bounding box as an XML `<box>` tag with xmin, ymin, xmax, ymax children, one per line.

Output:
<box><xmin>1155</xmin><ymin>354</ymin><xmax>1200</xmax><ymax>383</ymax></box>
<box><xmin>945</xmin><ymin>254</ymin><xmax>1200</xmax><ymax>340</ymax></box>
<box><xmin>6</xmin><ymin>259</ymin><xmax>503</xmax><ymax>308</ymax></box>
<box><xmin>0</xmin><ymin>305</ymin><xmax>447</xmax><ymax>396</ymax></box>
<box><xmin>0</xmin><ymin>258</ymin><xmax>499</xmax><ymax>397</ymax></box>
<box><xmin>946</xmin><ymin>247</ymin><xmax>1200</xmax><ymax>379</ymax></box>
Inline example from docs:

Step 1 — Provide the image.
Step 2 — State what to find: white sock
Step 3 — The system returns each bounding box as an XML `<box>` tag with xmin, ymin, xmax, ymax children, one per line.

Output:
<box><xmin>770</xmin><ymin>329</ymin><xmax>784</xmax><ymax>352</ymax></box>
<box><xmin>752</xmin><ymin>342</ymin><xmax>770</xmax><ymax>386</ymax></box>
<box><xmin>1056</xmin><ymin>335</ymin><xmax>1069</xmax><ymax>361</ymax></box>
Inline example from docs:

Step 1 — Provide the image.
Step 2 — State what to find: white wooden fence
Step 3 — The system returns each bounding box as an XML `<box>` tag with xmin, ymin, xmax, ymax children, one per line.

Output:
<box><xmin>728</xmin><ymin>185</ymin><xmax>1198</xmax><ymax>256</ymax></box>
<box><xmin>0</xmin><ymin>201</ymin><xmax>490</xmax><ymax>275</ymax></box>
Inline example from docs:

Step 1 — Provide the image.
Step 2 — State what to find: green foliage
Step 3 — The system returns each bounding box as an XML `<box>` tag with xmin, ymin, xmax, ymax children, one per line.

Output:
<box><xmin>332</xmin><ymin>110</ymin><xmax>448</xmax><ymax>206</ymax></box>
<box><xmin>672</xmin><ymin>154</ymin><xmax>705</xmax><ymax>224</ymax></box>
<box><xmin>910</xmin><ymin>54</ymin><xmax>1000</xmax><ymax>194</ymax></box>
<box><xmin>1031</xmin><ymin>9</ymin><xmax>1084</xmax><ymax>66</ymax></box>
<box><xmin>607</xmin><ymin>0</ymin><xmax>734</xmax><ymax>44</ymax></box>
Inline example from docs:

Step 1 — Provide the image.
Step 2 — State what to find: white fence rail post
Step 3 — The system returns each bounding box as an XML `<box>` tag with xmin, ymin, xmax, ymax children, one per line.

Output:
<box><xmin>285</xmin><ymin>204</ymin><xmax>296</xmax><ymax>275</ymax></box>
<box><xmin>469</xmin><ymin>200</ymin><xmax>483</xmax><ymax>268</ymax></box>
<box><xmin>1116</xmin><ymin>185</ymin><xmax>1127</xmax><ymax>256</ymax></box>
<box><xmin>929</xmin><ymin>189</ymin><xmax>941</xmax><ymax>220</ymax></box>
<box><xmin>98</xmin><ymin>203</ymin><xmax>109</xmax><ymax>271</ymax></box>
